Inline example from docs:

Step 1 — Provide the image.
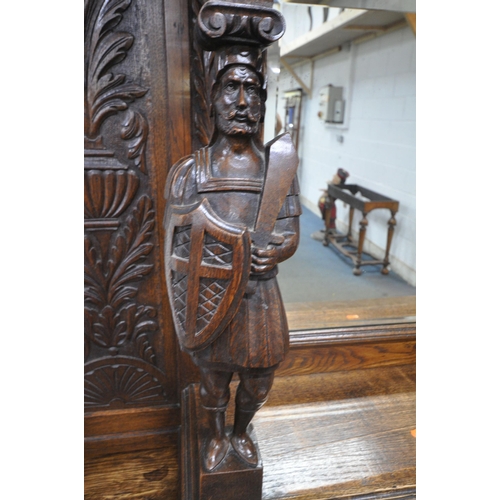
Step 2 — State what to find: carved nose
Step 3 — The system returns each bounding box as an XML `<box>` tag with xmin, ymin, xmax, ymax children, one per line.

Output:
<box><xmin>237</xmin><ymin>85</ymin><xmax>247</xmax><ymax>108</ymax></box>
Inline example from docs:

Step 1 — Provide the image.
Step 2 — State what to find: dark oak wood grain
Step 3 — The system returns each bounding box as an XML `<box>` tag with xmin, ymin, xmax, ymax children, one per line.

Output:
<box><xmin>84</xmin><ymin>434</ymin><xmax>179</xmax><ymax>500</ymax></box>
<box><xmin>85</xmin><ymin>406</ymin><xmax>180</xmax><ymax>458</ymax></box>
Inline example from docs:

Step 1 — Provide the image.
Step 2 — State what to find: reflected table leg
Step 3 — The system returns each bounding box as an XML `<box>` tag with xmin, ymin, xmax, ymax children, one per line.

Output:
<box><xmin>382</xmin><ymin>211</ymin><xmax>397</xmax><ymax>275</ymax></box>
<box><xmin>354</xmin><ymin>212</ymin><xmax>368</xmax><ymax>276</ymax></box>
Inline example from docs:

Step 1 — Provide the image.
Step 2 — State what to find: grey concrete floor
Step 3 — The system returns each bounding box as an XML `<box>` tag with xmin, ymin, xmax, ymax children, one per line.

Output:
<box><xmin>277</xmin><ymin>206</ymin><xmax>416</xmax><ymax>304</ymax></box>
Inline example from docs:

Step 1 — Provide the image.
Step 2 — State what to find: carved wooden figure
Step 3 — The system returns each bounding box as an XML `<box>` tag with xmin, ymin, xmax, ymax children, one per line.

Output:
<box><xmin>163</xmin><ymin>0</ymin><xmax>301</xmax><ymax>490</ymax></box>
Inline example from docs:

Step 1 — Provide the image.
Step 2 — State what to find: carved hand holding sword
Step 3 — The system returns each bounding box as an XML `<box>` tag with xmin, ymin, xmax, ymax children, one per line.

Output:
<box><xmin>250</xmin><ymin>134</ymin><xmax>298</xmax><ymax>277</ymax></box>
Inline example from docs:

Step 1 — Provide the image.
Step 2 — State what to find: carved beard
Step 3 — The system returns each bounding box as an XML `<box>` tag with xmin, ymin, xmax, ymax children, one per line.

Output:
<box><xmin>215</xmin><ymin>109</ymin><xmax>260</xmax><ymax>136</ymax></box>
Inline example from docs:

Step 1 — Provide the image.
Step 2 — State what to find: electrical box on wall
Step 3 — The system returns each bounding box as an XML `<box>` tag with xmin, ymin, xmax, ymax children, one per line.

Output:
<box><xmin>318</xmin><ymin>85</ymin><xmax>345</xmax><ymax>124</ymax></box>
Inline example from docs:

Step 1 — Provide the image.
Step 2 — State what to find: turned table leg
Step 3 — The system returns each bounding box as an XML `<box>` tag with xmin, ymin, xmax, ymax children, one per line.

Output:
<box><xmin>347</xmin><ymin>207</ymin><xmax>355</xmax><ymax>242</ymax></box>
<box><xmin>323</xmin><ymin>196</ymin><xmax>332</xmax><ymax>246</ymax></box>
<box><xmin>382</xmin><ymin>210</ymin><xmax>397</xmax><ymax>275</ymax></box>
<box><xmin>354</xmin><ymin>212</ymin><xmax>368</xmax><ymax>276</ymax></box>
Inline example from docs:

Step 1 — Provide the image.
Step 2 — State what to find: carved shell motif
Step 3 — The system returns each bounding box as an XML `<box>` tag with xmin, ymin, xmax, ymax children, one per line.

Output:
<box><xmin>84</xmin><ymin>169</ymin><xmax>139</xmax><ymax>219</ymax></box>
<box><xmin>84</xmin><ymin>356</ymin><xmax>167</xmax><ymax>409</ymax></box>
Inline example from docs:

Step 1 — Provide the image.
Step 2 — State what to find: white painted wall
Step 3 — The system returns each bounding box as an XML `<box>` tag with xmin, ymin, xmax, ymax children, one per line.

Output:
<box><xmin>280</xmin><ymin>4</ymin><xmax>342</xmax><ymax>45</ymax></box>
<box><xmin>273</xmin><ymin>5</ymin><xmax>416</xmax><ymax>285</ymax></box>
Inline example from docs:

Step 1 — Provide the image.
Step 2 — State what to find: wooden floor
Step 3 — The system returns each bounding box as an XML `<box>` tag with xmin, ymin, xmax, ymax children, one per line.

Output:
<box><xmin>285</xmin><ymin>296</ymin><xmax>416</xmax><ymax>331</ymax></box>
<box><xmin>85</xmin><ymin>364</ymin><xmax>415</xmax><ymax>499</ymax></box>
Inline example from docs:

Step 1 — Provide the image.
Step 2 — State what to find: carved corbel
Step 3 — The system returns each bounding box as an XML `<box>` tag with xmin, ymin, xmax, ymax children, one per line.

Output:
<box><xmin>196</xmin><ymin>0</ymin><xmax>285</xmax><ymax>50</ymax></box>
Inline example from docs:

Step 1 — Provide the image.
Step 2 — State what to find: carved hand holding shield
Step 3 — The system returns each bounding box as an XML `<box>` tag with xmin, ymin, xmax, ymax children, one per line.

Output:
<box><xmin>165</xmin><ymin>198</ymin><xmax>251</xmax><ymax>351</ymax></box>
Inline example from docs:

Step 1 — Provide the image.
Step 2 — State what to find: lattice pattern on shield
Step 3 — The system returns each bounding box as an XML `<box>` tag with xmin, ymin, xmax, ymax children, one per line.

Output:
<box><xmin>173</xmin><ymin>225</ymin><xmax>192</xmax><ymax>258</ymax></box>
<box><xmin>202</xmin><ymin>233</ymin><xmax>233</xmax><ymax>266</ymax></box>
<box><xmin>196</xmin><ymin>277</ymin><xmax>229</xmax><ymax>333</ymax></box>
<box><xmin>172</xmin><ymin>270</ymin><xmax>188</xmax><ymax>331</ymax></box>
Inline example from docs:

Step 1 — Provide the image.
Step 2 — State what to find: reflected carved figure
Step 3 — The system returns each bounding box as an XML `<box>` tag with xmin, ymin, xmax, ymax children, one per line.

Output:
<box><xmin>164</xmin><ymin>45</ymin><xmax>301</xmax><ymax>471</ymax></box>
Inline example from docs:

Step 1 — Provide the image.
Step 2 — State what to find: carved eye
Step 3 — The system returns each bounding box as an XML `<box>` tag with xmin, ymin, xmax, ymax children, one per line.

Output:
<box><xmin>225</xmin><ymin>82</ymin><xmax>237</xmax><ymax>91</ymax></box>
<box><xmin>247</xmin><ymin>86</ymin><xmax>257</xmax><ymax>95</ymax></box>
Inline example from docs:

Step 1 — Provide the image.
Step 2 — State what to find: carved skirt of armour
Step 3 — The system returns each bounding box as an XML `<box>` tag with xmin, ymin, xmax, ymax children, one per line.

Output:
<box><xmin>193</xmin><ymin>272</ymin><xmax>289</xmax><ymax>370</ymax></box>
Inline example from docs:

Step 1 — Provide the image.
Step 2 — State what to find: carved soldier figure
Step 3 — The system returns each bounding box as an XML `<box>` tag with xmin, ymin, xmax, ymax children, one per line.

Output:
<box><xmin>164</xmin><ymin>44</ymin><xmax>300</xmax><ymax>472</ymax></box>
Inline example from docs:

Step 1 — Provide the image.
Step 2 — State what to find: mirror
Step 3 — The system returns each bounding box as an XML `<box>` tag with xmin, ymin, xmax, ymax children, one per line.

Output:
<box><xmin>265</xmin><ymin>2</ymin><xmax>416</xmax><ymax>331</ymax></box>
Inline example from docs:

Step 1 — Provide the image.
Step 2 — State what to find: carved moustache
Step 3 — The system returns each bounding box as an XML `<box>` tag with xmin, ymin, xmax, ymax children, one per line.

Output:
<box><xmin>222</xmin><ymin>110</ymin><xmax>259</xmax><ymax>123</ymax></box>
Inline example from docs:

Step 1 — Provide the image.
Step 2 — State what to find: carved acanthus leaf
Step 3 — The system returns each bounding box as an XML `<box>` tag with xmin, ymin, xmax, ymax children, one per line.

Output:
<box><xmin>84</xmin><ymin>195</ymin><xmax>158</xmax><ymax>353</ymax></box>
<box><xmin>121</xmin><ymin>110</ymin><xmax>149</xmax><ymax>174</ymax></box>
<box><xmin>85</xmin><ymin>0</ymin><xmax>147</xmax><ymax>140</ymax></box>
<box><xmin>84</xmin><ymin>196</ymin><xmax>155</xmax><ymax>308</ymax></box>
<box><xmin>87</xmin><ymin>303</ymin><xmax>158</xmax><ymax>349</ymax></box>
<box><xmin>107</xmin><ymin>196</ymin><xmax>155</xmax><ymax>307</ymax></box>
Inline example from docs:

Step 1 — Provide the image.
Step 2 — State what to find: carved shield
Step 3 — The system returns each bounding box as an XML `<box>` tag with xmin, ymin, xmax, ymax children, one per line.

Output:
<box><xmin>165</xmin><ymin>199</ymin><xmax>251</xmax><ymax>351</ymax></box>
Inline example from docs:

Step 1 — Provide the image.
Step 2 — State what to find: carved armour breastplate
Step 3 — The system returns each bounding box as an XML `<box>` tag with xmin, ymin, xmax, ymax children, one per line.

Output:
<box><xmin>195</xmin><ymin>147</ymin><xmax>264</xmax><ymax>232</ymax></box>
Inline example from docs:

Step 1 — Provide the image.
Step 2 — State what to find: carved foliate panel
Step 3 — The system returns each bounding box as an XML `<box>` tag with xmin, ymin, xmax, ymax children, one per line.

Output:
<box><xmin>84</xmin><ymin>0</ymin><xmax>178</xmax><ymax>410</ymax></box>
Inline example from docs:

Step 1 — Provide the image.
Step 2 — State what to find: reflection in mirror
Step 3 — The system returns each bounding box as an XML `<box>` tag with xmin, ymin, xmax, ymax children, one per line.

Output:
<box><xmin>265</xmin><ymin>2</ymin><xmax>416</xmax><ymax>330</ymax></box>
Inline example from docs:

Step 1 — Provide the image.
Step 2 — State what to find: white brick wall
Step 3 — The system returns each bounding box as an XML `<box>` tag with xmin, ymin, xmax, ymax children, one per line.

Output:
<box><xmin>272</xmin><ymin>10</ymin><xmax>416</xmax><ymax>285</ymax></box>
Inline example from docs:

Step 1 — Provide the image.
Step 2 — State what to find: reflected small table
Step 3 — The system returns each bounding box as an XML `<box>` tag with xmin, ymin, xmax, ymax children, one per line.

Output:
<box><xmin>323</xmin><ymin>184</ymin><xmax>399</xmax><ymax>276</ymax></box>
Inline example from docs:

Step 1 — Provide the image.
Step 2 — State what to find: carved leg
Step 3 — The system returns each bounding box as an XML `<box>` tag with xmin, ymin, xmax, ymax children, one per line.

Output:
<box><xmin>354</xmin><ymin>212</ymin><xmax>368</xmax><ymax>276</ymax></box>
<box><xmin>232</xmin><ymin>408</ymin><xmax>259</xmax><ymax>466</ymax></box>
<box><xmin>231</xmin><ymin>371</ymin><xmax>275</xmax><ymax>467</ymax></box>
<box><xmin>199</xmin><ymin>367</ymin><xmax>233</xmax><ymax>471</ymax></box>
<box><xmin>382</xmin><ymin>211</ymin><xmax>397</xmax><ymax>275</ymax></box>
<box><xmin>203</xmin><ymin>408</ymin><xmax>230</xmax><ymax>471</ymax></box>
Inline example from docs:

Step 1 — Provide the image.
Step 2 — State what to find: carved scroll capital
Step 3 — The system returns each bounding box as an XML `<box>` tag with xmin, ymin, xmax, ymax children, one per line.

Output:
<box><xmin>196</xmin><ymin>0</ymin><xmax>285</xmax><ymax>50</ymax></box>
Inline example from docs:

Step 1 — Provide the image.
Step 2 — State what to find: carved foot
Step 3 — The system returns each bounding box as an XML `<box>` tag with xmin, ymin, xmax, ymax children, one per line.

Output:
<box><xmin>204</xmin><ymin>435</ymin><xmax>230</xmax><ymax>472</ymax></box>
<box><xmin>231</xmin><ymin>433</ymin><xmax>259</xmax><ymax>467</ymax></box>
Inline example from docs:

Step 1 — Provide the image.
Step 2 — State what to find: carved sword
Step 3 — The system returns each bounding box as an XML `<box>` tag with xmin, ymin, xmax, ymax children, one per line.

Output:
<box><xmin>252</xmin><ymin>132</ymin><xmax>299</xmax><ymax>248</ymax></box>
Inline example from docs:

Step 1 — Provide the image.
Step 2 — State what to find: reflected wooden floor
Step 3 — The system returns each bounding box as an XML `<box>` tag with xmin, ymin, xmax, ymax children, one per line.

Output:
<box><xmin>257</xmin><ymin>366</ymin><xmax>416</xmax><ymax>499</ymax></box>
<box><xmin>285</xmin><ymin>295</ymin><xmax>416</xmax><ymax>331</ymax></box>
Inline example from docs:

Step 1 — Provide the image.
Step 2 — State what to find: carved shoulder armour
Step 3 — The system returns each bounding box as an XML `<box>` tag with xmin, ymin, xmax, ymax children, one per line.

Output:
<box><xmin>164</xmin><ymin>155</ymin><xmax>197</xmax><ymax>204</ymax></box>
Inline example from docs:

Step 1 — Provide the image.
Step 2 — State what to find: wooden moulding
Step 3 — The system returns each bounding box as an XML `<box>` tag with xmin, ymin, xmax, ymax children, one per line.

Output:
<box><xmin>182</xmin><ymin>384</ymin><xmax>263</xmax><ymax>500</ymax></box>
<box><xmin>279</xmin><ymin>322</ymin><xmax>416</xmax><ymax>377</ymax></box>
<box><xmin>84</xmin><ymin>405</ymin><xmax>180</xmax><ymax>458</ymax></box>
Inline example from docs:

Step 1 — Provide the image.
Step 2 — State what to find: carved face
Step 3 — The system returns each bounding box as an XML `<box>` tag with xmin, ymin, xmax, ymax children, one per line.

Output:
<box><xmin>213</xmin><ymin>66</ymin><xmax>262</xmax><ymax>137</ymax></box>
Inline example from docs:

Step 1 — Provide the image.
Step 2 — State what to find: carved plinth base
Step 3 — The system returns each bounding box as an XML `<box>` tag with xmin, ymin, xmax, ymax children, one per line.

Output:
<box><xmin>181</xmin><ymin>384</ymin><xmax>263</xmax><ymax>500</ymax></box>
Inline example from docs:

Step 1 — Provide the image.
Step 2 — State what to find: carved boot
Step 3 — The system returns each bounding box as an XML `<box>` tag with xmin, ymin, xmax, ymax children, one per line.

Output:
<box><xmin>231</xmin><ymin>407</ymin><xmax>259</xmax><ymax>467</ymax></box>
<box><xmin>203</xmin><ymin>407</ymin><xmax>230</xmax><ymax>472</ymax></box>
